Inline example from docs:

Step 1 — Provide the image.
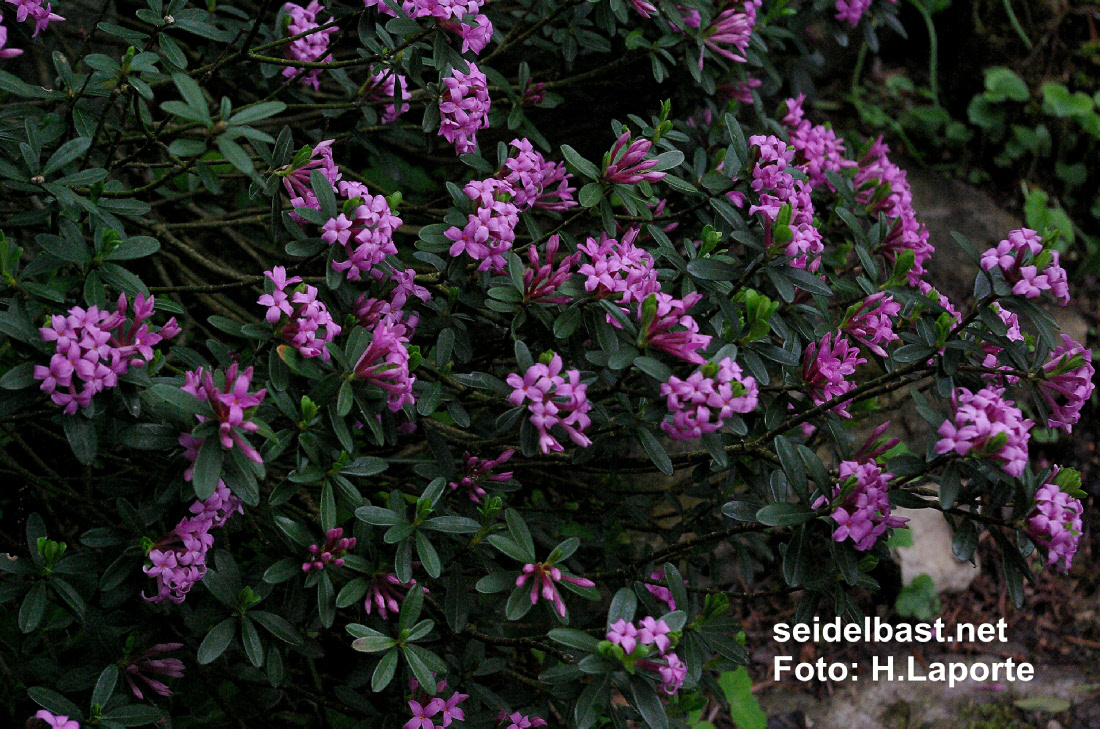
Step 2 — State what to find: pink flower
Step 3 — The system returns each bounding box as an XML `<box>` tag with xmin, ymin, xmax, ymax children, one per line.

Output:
<box><xmin>802</xmin><ymin>333</ymin><xmax>866</xmax><ymax>418</ymax></box>
<box><xmin>180</xmin><ymin>364</ymin><xmax>267</xmax><ymax>463</ymax></box>
<box><xmin>0</xmin><ymin>20</ymin><xmax>24</xmax><ymax>57</ymax></box>
<box><xmin>405</xmin><ymin>699</ymin><xmax>446</xmax><ymax>729</ymax></box>
<box><xmin>449</xmin><ymin>450</ymin><xmax>514</xmax><ymax>502</ymax></box>
<box><xmin>365</xmin><ymin>67</ymin><xmax>411</xmax><ymax>123</ymax></box>
<box><xmin>365</xmin><ymin>571</ymin><xmax>425</xmax><ymax>619</ymax></box>
<box><xmin>700</xmin><ymin>0</ymin><xmax>760</xmax><ymax>69</ymax></box>
<box><xmin>282</xmin><ymin>1</ymin><xmax>338</xmax><ymax>91</ymax></box>
<box><xmin>661</xmin><ymin>357</ymin><xmax>758</xmax><ymax>439</ymax></box>
<box><xmin>302</xmin><ymin>527</ymin><xmax>356</xmax><ymax>571</ymax></box>
<box><xmin>980</xmin><ymin>228</ymin><xmax>1069</xmax><ymax>306</ymax></box>
<box><xmin>747</xmin><ymin>135</ymin><xmax>823</xmax><ymax>271</ymax></box>
<box><xmin>935</xmin><ymin>386</ymin><xmax>1032</xmax><ymax>478</ymax></box>
<box><xmin>515</xmin><ymin>561</ymin><xmax>595</xmax><ymax>617</ymax></box>
<box><xmin>607</xmin><ymin>618</ymin><xmax>639</xmax><ymax>654</ymax></box>
<box><xmin>282</xmin><ymin>139</ymin><xmax>341</xmax><ymax>216</ymax></box>
<box><xmin>33</xmin><ymin>711</ymin><xmax>80</xmax><ymax>729</ymax></box>
<box><xmin>638</xmin><ymin>292</ymin><xmax>713</xmax><ymax>364</ymax></box>
<box><xmin>781</xmin><ymin>94</ymin><xmax>857</xmax><ymax>190</ymax></box>
<box><xmin>351</xmin><ymin>317</ymin><xmax>417</xmax><ymax>412</ymax></box>
<box><xmin>524</xmin><ymin>235</ymin><xmax>580</xmax><ymax>304</ymax></box>
<box><xmin>438</xmin><ymin>62</ymin><xmax>491</xmax><ymax>153</ymax></box>
<box><xmin>578</xmin><ymin>228</ymin><xmax>661</xmax><ymax>307</ymax></box>
<box><xmin>603</xmin><ymin>131</ymin><xmax>666</xmax><ymax>185</ymax></box>
<box><xmin>445</xmin><ymin>179</ymin><xmax>518</xmax><ymax>273</ymax></box>
<box><xmin>506</xmin><ymin>354</ymin><xmax>591</xmax><ymax>454</ymax></box>
<box><xmin>1040</xmin><ymin>334</ymin><xmax>1094</xmax><ymax>433</ymax></box>
<box><xmin>637</xmin><ymin>616</ymin><xmax>672</xmax><ymax>653</ymax></box>
<box><xmin>835</xmin><ymin>0</ymin><xmax>874</xmax><ymax>25</ymax></box>
<box><xmin>812</xmin><ymin>460</ymin><xmax>908</xmax><ymax>551</ymax></box>
<box><xmin>841</xmin><ymin>292</ymin><xmax>900</xmax><ymax>357</ymax></box>
<box><xmin>1027</xmin><ymin>469</ymin><xmax>1084</xmax><ymax>572</ymax></box>
<box><xmin>500</xmin><ymin>712</ymin><xmax>548</xmax><ymax>729</ymax></box>
<box><xmin>123</xmin><ymin>643</ymin><xmax>185</xmax><ymax>699</ymax></box>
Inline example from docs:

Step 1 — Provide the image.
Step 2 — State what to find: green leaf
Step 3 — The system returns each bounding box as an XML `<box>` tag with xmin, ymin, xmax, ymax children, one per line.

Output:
<box><xmin>172</xmin><ymin>71</ymin><xmax>210</xmax><ymax>124</ymax></box>
<box><xmin>720</xmin><ymin>668</ymin><xmax>767</xmax><ymax>729</ymax></box>
<box><xmin>578</xmin><ymin>182</ymin><xmax>604</xmax><ymax>208</ymax></box>
<box><xmin>755</xmin><ymin>503</ymin><xmax>815</xmax><ymax>526</ymax></box>
<box><xmin>423</xmin><ymin>516</ymin><xmax>480</xmax><ymax>533</ymax></box>
<box><xmin>197</xmin><ymin>617</ymin><xmax>236</xmax><ymax>664</ymax></box>
<box><xmin>43</xmin><ymin>137</ymin><xmax>92</xmax><ymax>176</ymax></box>
<box><xmin>63</xmin><ymin>415</ymin><xmax>97</xmax><ymax>465</ymax></box>
<box><xmin>402</xmin><ymin>644</ymin><xmax>438</xmax><ymax>694</ymax></box>
<box><xmin>1</xmin><ymin>362</ymin><xmax>37</xmax><ymax>390</ymax></box>
<box><xmin>342</xmin><ymin>456</ymin><xmax>388</xmax><ymax>476</ymax></box>
<box><xmin>637</xmin><ymin>426</ymin><xmax>673</xmax><ymax>476</ymax></box>
<box><xmin>548</xmin><ymin>628</ymin><xmax>600</xmax><ymax>653</ymax></box>
<box><xmin>229</xmin><ymin>102</ymin><xmax>287</xmax><ymax>125</ymax></box>
<box><xmin>372</xmin><ymin>649</ymin><xmax>400</xmax><ymax>691</ymax></box>
<box><xmin>27</xmin><ymin>686</ymin><xmax>83</xmax><ymax>719</ymax></box>
<box><xmin>475</xmin><ymin>571</ymin><xmax>516</xmax><ymax>593</ymax></box>
<box><xmin>252</xmin><ymin>610</ymin><xmax>303</xmax><ymax>645</ymax></box>
<box><xmin>415</xmin><ymin>530</ymin><xmax>441</xmax><ymax>578</ymax></box>
<box><xmin>106</xmin><ymin>236</ymin><xmax>160</xmax><ymax>260</ymax></box>
<box><xmin>192</xmin><ymin>438</ymin><xmax>224</xmax><ymax>500</ymax></box>
<box><xmin>561</xmin><ymin>144</ymin><xmax>599</xmax><ymax>179</ymax></box>
<box><xmin>19</xmin><ymin>582</ymin><xmax>47</xmax><ymax>633</ymax></box>
<box><xmin>241</xmin><ymin>617</ymin><xmax>264</xmax><ymax>667</ymax></box>
<box><xmin>608</xmin><ymin>588</ymin><xmax>637</xmax><ymax>625</ymax></box>
<box><xmin>100</xmin><ymin>704</ymin><xmax>165</xmax><ymax>727</ymax></box>
<box><xmin>983</xmin><ymin>67</ymin><xmax>1029</xmax><ymax>103</ymax></box>
<box><xmin>628</xmin><ymin>676</ymin><xmax>668</xmax><ymax>729</ymax></box>
<box><xmin>217</xmin><ymin>136</ymin><xmax>255</xmax><ymax>177</ymax></box>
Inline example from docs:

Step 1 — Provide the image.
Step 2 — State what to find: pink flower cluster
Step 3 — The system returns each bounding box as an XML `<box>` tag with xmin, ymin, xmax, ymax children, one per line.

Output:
<box><xmin>603</xmin><ymin>131</ymin><xmax>666</xmax><ymax>185</ymax></box>
<box><xmin>841</xmin><ymin>292</ymin><xmax>900</xmax><ymax>357</ymax></box>
<box><xmin>0</xmin><ymin>20</ymin><xmax>22</xmax><ymax>59</ymax></box>
<box><xmin>835</xmin><ymin>0</ymin><xmax>885</xmax><ymax>26</ymax></box>
<box><xmin>802</xmin><ymin>332</ymin><xmax>866</xmax><ymax>417</ymax></box>
<box><xmin>179</xmin><ymin>364</ymin><xmax>267</xmax><ymax>465</ymax></box>
<box><xmin>1040</xmin><ymin>334</ymin><xmax>1095</xmax><ymax>433</ymax></box>
<box><xmin>855</xmin><ymin>138</ymin><xmax>933</xmax><ymax>285</ymax></box>
<box><xmin>782</xmin><ymin>94</ymin><xmax>857</xmax><ymax>190</ymax></box>
<box><xmin>979</xmin><ymin>302</ymin><xmax>1024</xmax><ymax>382</ymax></box>
<box><xmin>35</xmin><ymin>294</ymin><xmax>180</xmax><ymax>414</ymax></box>
<box><xmin>258</xmin><ymin>266</ymin><xmax>342</xmax><ymax>361</ymax></box>
<box><xmin>935</xmin><ymin>386</ymin><xmax>1032</xmax><ymax>477</ymax></box>
<box><xmin>747</xmin><ymin>134</ymin><xmax>823</xmax><ymax>271</ymax></box>
<box><xmin>30</xmin><ymin>711</ymin><xmax>79</xmax><ymax>729</ymax></box>
<box><xmin>438</xmin><ymin>62</ymin><xmax>491</xmax><ymax>154</ymax></box>
<box><xmin>700</xmin><ymin>0</ymin><xmax>761</xmax><ymax>70</ymax></box>
<box><xmin>660</xmin><ymin>356</ymin><xmax>758</xmax><ymax>440</ymax></box>
<box><xmin>5</xmin><ymin>0</ymin><xmax>64</xmax><ymax>37</ymax></box>
<box><xmin>445</xmin><ymin>178</ymin><xmax>519</xmax><ymax>273</ymax></box>
<box><xmin>143</xmin><ymin>481</ymin><xmax>243</xmax><ymax>603</ymax></box>
<box><xmin>638</xmin><ymin>292</ymin><xmax>713</xmax><ymax>364</ymax></box>
<box><xmin>302</xmin><ymin>527</ymin><xmax>356</xmax><ymax>571</ymax></box>
<box><xmin>283</xmin><ymin>139</ymin><xmax>340</xmax><ymax>214</ymax></box>
<box><xmin>507</xmin><ymin>353</ymin><xmax>592</xmax><ymax>454</ymax></box>
<box><xmin>722</xmin><ymin>76</ymin><xmax>762</xmax><ymax>104</ymax></box>
<box><xmin>524</xmin><ymin>235</ymin><xmax>580</xmax><ymax>304</ymax></box>
<box><xmin>352</xmin><ymin>316</ymin><xmax>417</xmax><ymax>412</ymax></box>
<box><xmin>515</xmin><ymin>560</ymin><xmax>595</xmax><ymax>617</ymax></box>
<box><xmin>405</xmin><ymin>678</ymin><xmax>467</xmax><ymax>729</ymax></box>
<box><xmin>813</xmin><ymin>460</ymin><xmax>908</xmax><ymax>551</ymax></box>
<box><xmin>606</xmin><ymin>617</ymin><xmax>686</xmax><ymax>694</ymax></box>
<box><xmin>578</xmin><ymin>228</ymin><xmax>660</xmax><ymax>306</ymax></box>
<box><xmin>364</xmin><ymin>0</ymin><xmax>492</xmax><ymax>54</ymax></box>
<box><xmin>365</xmin><ymin>570</ymin><xmax>424</xmax><ymax>618</ymax></box>
<box><xmin>1027</xmin><ymin>471</ymin><xmax>1084</xmax><ymax>572</ymax></box>
<box><xmin>322</xmin><ymin>180</ymin><xmax>403</xmax><ymax>282</ymax></box>
<box><xmin>282</xmin><ymin>1</ymin><xmax>338</xmax><ymax>91</ymax></box>
<box><xmin>449</xmin><ymin>449</ymin><xmax>514</xmax><ymax>502</ymax></box>
<box><xmin>366</xmin><ymin>68</ymin><xmax>412</xmax><ymax>123</ymax></box>
<box><xmin>123</xmin><ymin>643</ymin><xmax>186</xmax><ymax>699</ymax></box>
<box><xmin>501</xmin><ymin>137</ymin><xmax>577</xmax><ymax>211</ymax></box>
<box><xmin>645</xmin><ymin>568</ymin><xmax>682</xmax><ymax>610</ymax></box>
<box><xmin>980</xmin><ymin>228</ymin><xmax>1069</xmax><ymax>305</ymax></box>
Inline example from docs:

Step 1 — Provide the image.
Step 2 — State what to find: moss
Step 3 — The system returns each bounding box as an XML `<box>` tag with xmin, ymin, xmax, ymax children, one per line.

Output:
<box><xmin>957</xmin><ymin>701</ymin><xmax>1030</xmax><ymax>729</ymax></box>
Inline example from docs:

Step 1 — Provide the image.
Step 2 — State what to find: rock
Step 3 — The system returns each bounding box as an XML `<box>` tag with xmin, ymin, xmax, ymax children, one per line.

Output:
<box><xmin>891</xmin><ymin>507</ymin><xmax>980</xmax><ymax>593</ymax></box>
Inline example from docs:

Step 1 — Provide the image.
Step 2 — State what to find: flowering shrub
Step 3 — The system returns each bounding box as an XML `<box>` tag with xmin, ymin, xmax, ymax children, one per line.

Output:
<box><xmin>0</xmin><ymin>0</ymin><xmax>1090</xmax><ymax>725</ymax></box>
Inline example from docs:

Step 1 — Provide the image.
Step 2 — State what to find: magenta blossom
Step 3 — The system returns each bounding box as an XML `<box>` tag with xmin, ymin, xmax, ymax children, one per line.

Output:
<box><xmin>498</xmin><ymin>712</ymin><xmax>548</xmax><ymax>729</ymax></box>
<box><xmin>405</xmin><ymin>699</ymin><xmax>445</xmax><ymax>729</ymax></box>
<box><xmin>0</xmin><ymin>20</ymin><xmax>24</xmax><ymax>57</ymax></box>
<box><xmin>603</xmin><ymin>131</ymin><xmax>666</xmax><ymax>185</ymax></box>
<box><xmin>31</xmin><ymin>711</ymin><xmax>80</xmax><ymax>729</ymax></box>
<box><xmin>282</xmin><ymin>1</ymin><xmax>338</xmax><ymax>90</ymax></box>
<box><xmin>813</xmin><ymin>460</ymin><xmax>908</xmax><ymax>551</ymax></box>
<box><xmin>302</xmin><ymin>527</ymin><xmax>356</xmax><ymax>571</ymax></box>
<box><xmin>802</xmin><ymin>332</ymin><xmax>866</xmax><ymax>417</ymax></box>
<box><xmin>700</xmin><ymin>0</ymin><xmax>760</xmax><ymax>69</ymax></box>
<box><xmin>637</xmin><ymin>292</ymin><xmax>713</xmax><ymax>364</ymax></box>
<box><xmin>351</xmin><ymin>317</ymin><xmax>417</xmax><ymax>412</ymax></box>
<box><xmin>980</xmin><ymin>228</ymin><xmax>1069</xmax><ymax>305</ymax></box>
<box><xmin>438</xmin><ymin>62</ymin><xmax>490</xmax><ymax>153</ymax></box>
<box><xmin>506</xmin><ymin>353</ymin><xmax>592</xmax><ymax>454</ymax></box>
<box><xmin>449</xmin><ymin>450</ymin><xmax>514</xmax><ymax>502</ymax></box>
<box><xmin>935</xmin><ymin>386</ymin><xmax>1032</xmax><ymax>478</ymax></box>
<box><xmin>1039</xmin><ymin>334</ymin><xmax>1094</xmax><ymax>433</ymax></box>
<box><xmin>123</xmin><ymin>643</ymin><xmax>186</xmax><ymax>699</ymax></box>
<box><xmin>515</xmin><ymin>561</ymin><xmax>595</xmax><ymax>617</ymax></box>
<box><xmin>524</xmin><ymin>234</ymin><xmax>580</xmax><ymax>304</ymax></box>
<box><xmin>841</xmin><ymin>292</ymin><xmax>900</xmax><ymax>357</ymax></box>
<box><xmin>660</xmin><ymin>356</ymin><xmax>758</xmax><ymax>439</ymax></box>
<box><xmin>281</xmin><ymin>139</ymin><xmax>340</xmax><ymax>216</ymax></box>
<box><xmin>180</xmin><ymin>364</ymin><xmax>267</xmax><ymax>464</ymax></box>
<box><xmin>607</xmin><ymin>618</ymin><xmax>639</xmax><ymax>654</ymax></box>
<box><xmin>1027</xmin><ymin>469</ymin><xmax>1084</xmax><ymax>572</ymax></box>
<box><xmin>365</xmin><ymin>570</ymin><xmax>425</xmax><ymax>619</ymax></box>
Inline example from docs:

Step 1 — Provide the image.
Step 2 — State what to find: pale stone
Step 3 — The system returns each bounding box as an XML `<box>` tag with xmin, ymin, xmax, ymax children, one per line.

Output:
<box><xmin>892</xmin><ymin>507</ymin><xmax>980</xmax><ymax>593</ymax></box>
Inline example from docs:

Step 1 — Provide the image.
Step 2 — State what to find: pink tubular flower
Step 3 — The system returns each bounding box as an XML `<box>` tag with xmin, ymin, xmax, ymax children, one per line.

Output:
<box><xmin>656</xmin><ymin>653</ymin><xmax>687</xmax><ymax>694</ymax></box>
<box><xmin>515</xmin><ymin>561</ymin><xmax>595</xmax><ymax>617</ymax></box>
<box><xmin>781</xmin><ymin>94</ymin><xmax>857</xmax><ymax>190</ymax></box>
<box><xmin>259</xmin><ymin>267</ymin><xmax>342</xmax><ymax>360</ymax></box>
<box><xmin>324</xmin><ymin>180</ymin><xmax>402</xmax><ymax>282</ymax></box>
<box><xmin>524</xmin><ymin>235</ymin><xmax>580</xmax><ymax>304</ymax></box>
<box><xmin>637</xmin><ymin>616</ymin><xmax>672</xmax><ymax>653</ymax></box>
<box><xmin>660</xmin><ymin>356</ymin><xmax>758</xmax><ymax>440</ymax></box>
<box><xmin>282</xmin><ymin>1</ymin><xmax>338</xmax><ymax>91</ymax></box>
<box><xmin>638</xmin><ymin>292</ymin><xmax>713</xmax><ymax>364</ymax></box>
<box><xmin>502</xmin><ymin>138</ymin><xmax>577</xmax><ymax>211</ymax></box>
<box><xmin>935</xmin><ymin>386</ymin><xmax>1032</xmax><ymax>478</ymax></box>
<box><xmin>449</xmin><ymin>12</ymin><xmax>493</xmax><ymax>54</ymax></box>
<box><xmin>34</xmin><ymin>294</ymin><xmax>179</xmax><ymax>414</ymax></box>
<box><xmin>365</xmin><ymin>571</ymin><xmax>425</xmax><ymax>619</ymax></box>
<box><xmin>855</xmin><ymin>138</ymin><xmax>933</xmax><ymax>285</ymax></box>
<box><xmin>607</xmin><ymin>618</ymin><xmax>639</xmax><ymax>654</ymax></box>
<box><xmin>351</xmin><ymin>317</ymin><xmax>417</xmax><ymax>412</ymax></box>
<box><xmin>802</xmin><ymin>333</ymin><xmax>866</xmax><ymax>418</ymax></box>
<box><xmin>835</xmin><ymin>0</ymin><xmax>875</xmax><ymax>26</ymax></box>
<box><xmin>449</xmin><ymin>450</ymin><xmax>514</xmax><ymax>502</ymax></box>
<box><xmin>603</xmin><ymin>131</ymin><xmax>666</xmax><ymax>185</ymax></box>
<box><xmin>720</xmin><ymin>76</ymin><xmax>761</xmax><ymax>104</ymax></box>
<box><xmin>645</xmin><ymin>568</ymin><xmax>678</xmax><ymax>610</ymax></box>
<box><xmin>841</xmin><ymin>292</ymin><xmax>900</xmax><ymax>357</ymax></box>
<box><xmin>406</xmin><ymin>699</ymin><xmax>445</xmax><ymax>729</ymax></box>
<box><xmin>1027</xmin><ymin>469</ymin><xmax>1084</xmax><ymax>572</ymax></box>
<box><xmin>500</xmin><ymin>712</ymin><xmax>548</xmax><ymax>729</ymax></box>
<box><xmin>32</xmin><ymin>711</ymin><xmax>79</xmax><ymax>729</ymax></box>
<box><xmin>1040</xmin><ymin>334</ymin><xmax>1094</xmax><ymax>433</ymax></box>
<box><xmin>506</xmin><ymin>353</ymin><xmax>591</xmax><ymax>454</ymax></box>
<box><xmin>6</xmin><ymin>0</ymin><xmax>64</xmax><ymax>36</ymax></box>
<box><xmin>812</xmin><ymin>460</ymin><xmax>908</xmax><ymax>551</ymax></box>
<box><xmin>438</xmin><ymin>62</ymin><xmax>490</xmax><ymax>153</ymax></box>
<box><xmin>445</xmin><ymin>178</ymin><xmax>518</xmax><ymax>273</ymax></box>
<box><xmin>123</xmin><ymin>643</ymin><xmax>186</xmax><ymax>699</ymax></box>
<box><xmin>143</xmin><ymin>481</ymin><xmax>242</xmax><ymax>603</ymax></box>
<box><xmin>980</xmin><ymin>228</ymin><xmax>1070</xmax><ymax>305</ymax></box>
<box><xmin>747</xmin><ymin>134</ymin><xmax>823</xmax><ymax>271</ymax></box>
<box><xmin>439</xmin><ymin>690</ymin><xmax>468</xmax><ymax>726</ymax></box>
<box><xmin>628</xmin><ymin>0</ymin><xmax>655</xmax><ymax>16</ymax></box>
<box><xmin>365</xmin><ymin>67</ymin><xmax>412</xmax><ymax>123</ymax></box>
<box><xmin>302</xmin><ymin>527</ymin><xmax>356</xmax><ymax>571</ymax></box>
<box><xmin>282</xmin><ymin>139</ymin><xmax>341</xmax><ymax>215</ymax></box>
<box><xmin>578</xmin><ymin>228</ymin><xmax>661</xmax><ymax>307</ymax></box>
<box><xmin>700</xmin><ymin>0</ymin><xmax>761</xmax><ymax>69</ymax></box>
<box><xmin>180</xmin><ymin>364</ymin><xmax>267</xmax><ymax>463</ymax></box>
<box><xmin>0</xmin><ymin>20</ymin><xmax>24</xmax><ymax>57</ymax></box>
